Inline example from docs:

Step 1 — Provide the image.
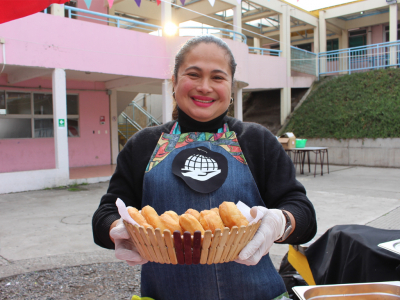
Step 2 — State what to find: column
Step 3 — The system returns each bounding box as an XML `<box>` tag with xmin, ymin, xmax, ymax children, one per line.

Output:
<box><xmin>280</xmin><ymin>4</ymin><xmax>291</xmax><ymax>125</ymax></box>
<box><xmin>314</xmin><ymin>24</ymin><xmax>320</xmax><ymax>77</ymax></box>
<box><xmin>389</xmin><ymin>3</ymin><xmax>398</xmax><ymax>66</ymax></box>
<box><xmin>161</xmin><ymin>0</ymin><xmax>172</xmax><ymax>36</ymax></box>
<box><xmin>253</xmin><ymin>37</ymin><xmax>260</xmax><ymax>54</ymax></box>
<box><xmin>319</xmin><ymin>10</ymin><xmax>327</xmax><ymax>75</ymax></box>
<box><xmin>341</xmin><ymin>29</ymin><xmax>349</xmax><ymax>73</ymax></box>
<box><xmin>162</xmin><ymin>79</ymin><xmax>173</xmax><ymax>123</ymax></box>
<box><xmin>52</xmin><ymin>69</ymin><xmax>69</xmax><ymax>179</ymax></box>
<box><xmin>233</xmin><ymin>4</ymin><xmax>242</xmax><ymax>41</ymax></box>
<box><xmin>51</xmin><ymin>4</ymin><xmax>64</xmax><ymax>16</ymax></box>
<box><xmin>110</xmin><ymin>90</ymin><xmax>118</xmax><ymax>164</ymax></box>
<box><xmin>234</xmin><ymin>84</ymin><xmax>243</xmax><ymax>121</ymax></box>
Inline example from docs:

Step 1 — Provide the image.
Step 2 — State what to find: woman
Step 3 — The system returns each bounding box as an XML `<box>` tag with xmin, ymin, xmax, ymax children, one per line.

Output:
<box><xmin>92</xmin><ymin>35</ymin><xmax>316</xmax><ymax>300</ymax></box>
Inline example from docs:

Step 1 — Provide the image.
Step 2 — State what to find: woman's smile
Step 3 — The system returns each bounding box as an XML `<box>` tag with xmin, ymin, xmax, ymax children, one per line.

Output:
<box><xmin>191</xmin><ymin>95</ymin><xmax>215</xmax><ymax>107</ymax></box>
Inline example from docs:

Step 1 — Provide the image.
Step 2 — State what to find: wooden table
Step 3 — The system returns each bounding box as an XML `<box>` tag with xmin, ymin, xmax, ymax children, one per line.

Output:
<box><xmin>285</xmin><ymin>147</ymin><xmax>329</xmax><ymax>177</ymax></box>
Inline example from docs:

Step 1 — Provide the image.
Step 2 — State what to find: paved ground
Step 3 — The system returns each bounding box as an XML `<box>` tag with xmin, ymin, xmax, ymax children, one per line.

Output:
<box><xmin>1</xmin><ymin>165</ymin><xmax>399</xmax><ymax>279</ymax></box>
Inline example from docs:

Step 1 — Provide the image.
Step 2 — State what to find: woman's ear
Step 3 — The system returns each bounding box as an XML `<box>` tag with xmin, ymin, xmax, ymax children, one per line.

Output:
<box><xmin>171</xmin><ymin>75</ymin><xmax>176</xmax><ymax>88</ymax></box>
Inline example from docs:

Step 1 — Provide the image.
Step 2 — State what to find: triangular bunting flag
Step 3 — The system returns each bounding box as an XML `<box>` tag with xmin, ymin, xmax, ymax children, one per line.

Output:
<box><xmin>156</xmin><ymin>0</ymin><xmax>161</xmax><ymax>5</ymax></box>
<box><xmin>107</xmin><ymin>0</ymin><xmax>114</xmax><ymax>8</ymax></box>
<box><xmin>135</xmin><ymin>0</ymin><xmax>141</xmax><ymax>7</ymax></box>
<box><xmin>180</xmin><ymin>0</ymin><xmax>185</xmax><ymax>5</ymax></box>
<box><xmin>84</xmin><ymin>0</ymin><xmax>92</xmax><ymax>9</ymax></box>
<box><xmin>208</xmin><ymin>0</ymin><xmax>215</xmax><ymax>6</ymax></box>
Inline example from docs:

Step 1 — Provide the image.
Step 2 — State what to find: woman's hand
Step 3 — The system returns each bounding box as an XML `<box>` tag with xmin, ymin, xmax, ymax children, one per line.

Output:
<box><xmin>235</xmin><ymin>207</ymin><xmax>288</xmax><ymax>266</ymax></box>
<box><xmin>110</xmin><ymin>219</ymin><xmax>148</xmax><ymax>266</ymax></box>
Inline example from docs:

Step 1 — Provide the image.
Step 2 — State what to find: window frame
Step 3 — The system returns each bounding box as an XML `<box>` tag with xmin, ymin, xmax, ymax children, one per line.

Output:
<box><xmin>0</xmin><ymin>90</ymin><xmax>80</xmax><ymax>139</ymax></box>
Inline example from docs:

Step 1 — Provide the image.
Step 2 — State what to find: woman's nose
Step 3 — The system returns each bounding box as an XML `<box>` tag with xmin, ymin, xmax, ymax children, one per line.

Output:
<box><xmin>196</xmin><ymin>79</ymin><xmax>213</xmax><ymax>93</ymax></box>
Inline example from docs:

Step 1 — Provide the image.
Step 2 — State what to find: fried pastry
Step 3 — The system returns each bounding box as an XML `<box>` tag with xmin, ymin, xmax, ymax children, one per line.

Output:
<box><xmin>185</xmin><ymin>208</ymin><xmax>201</xmax><ymax>221</ymax></box>
<box><xmin>199</xmin><ymin>210</ymin><xmax>225</xmax><ymax>234</ymax></box>
<box><xmin>164</xmin><ymin>210</ymin><xmax>180</xmax><ymax>223</ymax></box>
<box><xmin>141</xmin><ymin>205</ymin><xmax>167</xmax><ymax>232</ymax></box>
<box><xmin>127</xmin><ymin>207</ymin><xmax>154</xmax><ymax>230</ymax></box>
<box><xmin>219</xmin><ymin>201</ymin><xmax>249</xmax><ymax>229</ymax></box>
<box><xmin>160</xmin><ymin>212</ymin><xmax>182</xmax><ymax>234</ymax></box>
<box><xmin>210</xmin><ymin>207</ymin><xmax>220</xmax><ymax>216</ymax></box>
<box><xmin>179</xmin><ymin>213</ymin><xmax>205</xmax><ymax>235</ymax></box>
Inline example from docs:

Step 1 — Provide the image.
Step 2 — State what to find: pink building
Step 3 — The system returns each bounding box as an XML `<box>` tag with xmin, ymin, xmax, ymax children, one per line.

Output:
<box><xmin>0</xmin><ymin>0</ymin><xmax>398</xmax><ymax>193</ymax></box>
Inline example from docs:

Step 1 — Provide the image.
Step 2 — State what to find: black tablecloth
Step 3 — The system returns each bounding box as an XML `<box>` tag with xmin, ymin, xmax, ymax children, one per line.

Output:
<box><xmin>305</xmin><ymin>225</ymin><xmax>400</xmax><ymax>285</ymax></box>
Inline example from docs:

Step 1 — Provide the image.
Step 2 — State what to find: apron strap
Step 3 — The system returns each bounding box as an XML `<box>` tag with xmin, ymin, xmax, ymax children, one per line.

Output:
<box><xmin>170</xmin><ymin>122</ymin><xmax>229</xmax><ymax>134</ymax></box>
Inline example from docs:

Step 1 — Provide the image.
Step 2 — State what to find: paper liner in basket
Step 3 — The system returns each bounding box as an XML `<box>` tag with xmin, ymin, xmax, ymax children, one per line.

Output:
<box><xmin>116</xmin><ymin>198</ymin><xmax>261</xmax><ymax>265</ymax></box>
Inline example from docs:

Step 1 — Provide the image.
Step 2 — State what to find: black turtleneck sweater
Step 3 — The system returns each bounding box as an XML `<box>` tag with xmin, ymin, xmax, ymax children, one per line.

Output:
<box><xmin>92</xmin><ymin>110</ymin><xmax>317</xmax><ymax>249</ymax></box>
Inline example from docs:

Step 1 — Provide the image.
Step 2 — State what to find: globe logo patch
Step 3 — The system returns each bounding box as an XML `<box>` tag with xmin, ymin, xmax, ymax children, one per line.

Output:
<box><xmin>172</xmin><ymin>146</ymin><xmax>228</xmax><ymax>193</ymax></box>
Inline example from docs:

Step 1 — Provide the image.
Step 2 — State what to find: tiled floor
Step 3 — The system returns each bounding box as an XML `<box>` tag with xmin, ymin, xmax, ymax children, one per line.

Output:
<box><xmin>69</xmin><ymin>164</ymin><xmax>116</xmax><ymax>180</ymax></box>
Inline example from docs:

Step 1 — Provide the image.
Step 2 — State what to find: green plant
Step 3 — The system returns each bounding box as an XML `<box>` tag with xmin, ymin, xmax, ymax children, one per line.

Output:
<box><xmin>283</xmin><ymin>69</ymin><xmax>400</xmax><ymax>139</ymax></box>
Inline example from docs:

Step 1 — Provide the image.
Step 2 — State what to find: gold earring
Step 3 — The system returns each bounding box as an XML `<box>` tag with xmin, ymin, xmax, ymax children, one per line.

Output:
<box><xmin>172</xmin><ymin>91</ymin><xmax>176</xmax><ymax>99</ymax></box>
<box><xmin>230</xmin><ymin>98</ymin><xmax>234</xmax><ymax>105</ymax></box>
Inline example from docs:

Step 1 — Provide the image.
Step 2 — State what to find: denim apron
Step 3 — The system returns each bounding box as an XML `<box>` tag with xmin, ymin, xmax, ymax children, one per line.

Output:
<box><xmin>140</xmin><ymin>122</ymin><xmax>287</xmax><ymax>300</ymax></box>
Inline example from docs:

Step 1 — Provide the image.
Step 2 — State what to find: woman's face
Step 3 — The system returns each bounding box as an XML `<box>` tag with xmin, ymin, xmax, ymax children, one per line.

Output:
<box><xmin>172</xmin><ymin>43</ymin><xmax>233</xmax><ymax>122</ymax></box>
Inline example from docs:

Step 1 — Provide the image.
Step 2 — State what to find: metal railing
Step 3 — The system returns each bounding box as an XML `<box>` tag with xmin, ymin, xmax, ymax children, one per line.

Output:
<box><xmin>291</xmin><ymin>46</ymin><xmax>317</xmax><ymax>76</ymax></box>
<box><xmin>248</xmin><ymin>47</ymin><xmax>282</xmax><ymax>56</ymax></box>
<box><xmin>130</xmin><ymin>100</ymin><xmax>161</xmax><ymax>127</ymax></box>
<box><xmin>64</xmin><ymin>6</ymin><xmax>162</xmax><ymax>34</ymax></box>
<box><xmin>318</xmin><ymin>41</ymin><xmax>400</xmax><ymax>76</ymax></box>
<box><xmin>178</xmin><ymin>27</ymin><xmax>247</xmax><ymax>44</ymax></box>
<box><xmin>118</xmin><ymin>112</ymin><xmax>142</xmax><ymax>143</ymax></box>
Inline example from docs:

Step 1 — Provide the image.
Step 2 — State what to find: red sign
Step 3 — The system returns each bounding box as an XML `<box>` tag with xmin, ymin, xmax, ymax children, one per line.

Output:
<box><xmin>100</xmin><ymin>116</ymin><xmax>105</xmax><ymax>125</ymax></box>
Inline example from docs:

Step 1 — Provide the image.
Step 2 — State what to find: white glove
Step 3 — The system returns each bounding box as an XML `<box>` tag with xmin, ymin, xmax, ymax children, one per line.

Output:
<box><xmin>110</xmin><ymin>219</ymin><xmax>148</xmax><ymax>266</ymax></box>
<box><xmin>235</xmin><ymin>206</ymin><xmax>286</xmax><ymax>266</ymax></box>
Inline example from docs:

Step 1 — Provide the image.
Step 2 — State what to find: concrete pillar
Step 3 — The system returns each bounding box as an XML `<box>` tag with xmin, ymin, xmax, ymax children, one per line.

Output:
<box><xmin>162</xmin><ymin>79</ymin><xmax>173</xmax><ymax>123</ymax></box>
<box><xmin>52</xmin><ymin>69</ymin><xmax>69</xmax><ymax>179</ymax></box>
<box><xmin>234</xmin><ymin>84</ymin><xmax>243</xmax><ymax>121</ymax></box>
<box><xmin>319</xmin><ymin>11</ymin><xmax>327</xmax><ymax>75</ymax></box>
<box><xmin>341</xmin><ymin>29</ymin><xmax>349</xmax><ymax>73</ymax></box>
<box><xmin>110</xmin><ymin>90</ymin><xmax>118</xmax><ymax>164</ymax></box>
<box><xmin>233</xmin><ymin>4</ymin><xmax>242</xmax><ymax>41</ymax></box>
<box><xmin>280</xmin><ymin>4</ymin><xmax>291</xmax><ymax>125</ymax></box>
<box><xmin>314</xmin><ymin>25</ymin><xmax>320</xmax><ymax>77</ymax></box>
<box><xmin>51</xmin><ymin>4</ymin><xmax>64</xmax><ymax>16</ymax></box>
<box><xmin>389</xmin><ymin>3</ymin><xmax>398</xmax><ymax>66</ymax></box>
<box><xmin>254</xmin><ymin>37</ymin><xmax>260</xmax><ymax>54</ymax></box>
<box><xmin>161</xmin><ymin>0</ymin><xmax>172</xmax><ymax>35</ymax></box>
<box><xmin>367</xmin><ymin>26</ymin><xmax>372</xmax><ymax>45</ymax></box>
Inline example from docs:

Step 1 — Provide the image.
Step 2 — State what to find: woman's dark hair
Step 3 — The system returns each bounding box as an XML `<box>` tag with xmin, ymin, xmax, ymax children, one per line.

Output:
<box><xmin>172</xmin><ymin>35</ymin><xmax>237</xmax><ymax>120</ymax></box>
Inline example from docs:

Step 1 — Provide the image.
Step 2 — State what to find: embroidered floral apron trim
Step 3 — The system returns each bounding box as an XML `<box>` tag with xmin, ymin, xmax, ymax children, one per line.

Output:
<box><xmin>145</xmin><ymin>125</ymin><xmax>247</xmax><ymax>173</ymax></box>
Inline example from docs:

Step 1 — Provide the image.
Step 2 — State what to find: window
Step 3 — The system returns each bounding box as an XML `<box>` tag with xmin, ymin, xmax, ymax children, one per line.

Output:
<box><xmin>327</xmin><ymin>39</ymin><xmax>339</xmax><ymax>52</ymax></box>
<box><xmin>0</xmin><ymin>91</ymin><xmax>79</xmax><ymax>139</ymax></box>
<box><xmin>349</xmin><ymin>30</ymin><xmax>366</xmax><ymax>48</ymax></box>
<box><xmin>296</xmin><ymin>43</ymin><xmax>312</xmax><ymax>52</ymax></box>
<box><xmin>384</xmin><ymin>25</ymin><xmax>400</xmax><ymax>42</ymax></box>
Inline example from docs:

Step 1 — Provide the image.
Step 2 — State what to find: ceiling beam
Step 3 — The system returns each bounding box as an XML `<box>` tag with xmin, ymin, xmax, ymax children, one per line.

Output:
<box><xmin>7</xmin><ymin>68</ymin><xmax>52</xmax><ymax>84</ymax></box>
<box><xmin>175</xmin><ymin>1</ymin><xmax>233</xmax><ymax>23</ymax></box>
<box><xmin>345</xmin><ymin>11</ymin><xmax>400</xmax><ymax>29</ymax></box>
<box><xmin>324</xmin><ymin>0</ymin><xmax>394</xmax><ymax>19</ymax></box>
<box><xmin>105</xmin><ymin>77</ymin><xmax>161</xmax><ymax>90</ymax></box>
<box><xmin>289</xmin><ymin>8</ymin><xmax>318</xmax><ymax>27</ymax></box>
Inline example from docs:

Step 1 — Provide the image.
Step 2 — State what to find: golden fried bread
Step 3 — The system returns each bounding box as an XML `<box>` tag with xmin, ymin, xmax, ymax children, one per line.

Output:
<box><xmin>179</xmin><ymin>213</ymin><xmax>205</xmax><ymax>235</ymax></box>
<box><xmin>164</xmin><ymin>210</ymin><xmax>180</xmax><ymax>223</ymax></box>
<box><xmin>185</xmin><ymin>209</ymin><xmax>200</xmax><ymax>221</ymax></box>
<box><xmin>210</xmin><ymin>207</ymin><xmax>220</xmax><ymax>216</ymax></box>
<box><xmin>127</xmin><ymin>207</ymin><xmax>154</xmax><ymax>230</ymax></box>
<box><xmin>199</xmin><ymin>210</ymin><xmax>225</xmax><ymax>234</ymax></box>
<box><xmin>141</xmin><ymin>205</ymin><xmax>167</xmax><ymax>232</ymax></box>
<box><xmin>160</xmin><ymin>212</ymin><xmax>182</xmax><ymax>234</ymax></box>
<box><xmin>219</xmin><ymin>201</ymin><xmax>249</xmax><ymax>229</ymax></box>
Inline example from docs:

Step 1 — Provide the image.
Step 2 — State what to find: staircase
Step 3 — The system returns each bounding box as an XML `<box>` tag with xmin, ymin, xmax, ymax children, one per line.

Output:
<box><xmin>118</xmin><ymin>99</ymin><xmax>161</xmax><ymax>149</ymax></box>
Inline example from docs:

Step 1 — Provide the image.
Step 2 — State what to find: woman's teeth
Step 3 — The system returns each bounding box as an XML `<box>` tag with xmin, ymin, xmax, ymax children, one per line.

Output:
<box><xmin>192</xmin><ymin>98</ymin><xmax>214</xmax><ymax>103</ymax></box>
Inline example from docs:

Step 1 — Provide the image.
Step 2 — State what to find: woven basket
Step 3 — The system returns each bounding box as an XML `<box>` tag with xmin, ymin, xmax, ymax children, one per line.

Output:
<box><xmin>124</xmin><ymin>220</ymin><xmax>261</xmax><ymax>265</ymax></box>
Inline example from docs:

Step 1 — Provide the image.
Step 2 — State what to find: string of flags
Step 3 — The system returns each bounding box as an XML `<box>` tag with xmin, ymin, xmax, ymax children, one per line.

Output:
<box><xmin>82</xmin><ymin>0</ymin><xmax>241</xmax><ymax>9</ymax></box>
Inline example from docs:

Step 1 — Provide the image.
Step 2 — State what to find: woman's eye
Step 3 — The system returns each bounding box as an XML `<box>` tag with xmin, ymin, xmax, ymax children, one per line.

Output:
<box><xmin>214</xmin><ymin>76</ymin><xmax>224</xmax><ymax>80</ymax></box>
<box><xmin>188</xmin><ymin>73</ymin><xmax>199</xmax><ymax>77</ymax></box>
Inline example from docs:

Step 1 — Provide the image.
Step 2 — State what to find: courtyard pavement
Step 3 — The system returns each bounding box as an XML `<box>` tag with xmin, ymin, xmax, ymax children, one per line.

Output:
<box><xmin>1</xmin><ymin>165</ymin><xmax>399</xmax><ymax>279</ymax></box>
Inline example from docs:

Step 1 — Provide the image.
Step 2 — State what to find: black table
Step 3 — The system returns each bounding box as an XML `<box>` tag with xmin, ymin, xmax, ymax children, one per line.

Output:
<box><xmin>285</xmin><ymin>147</ymin><xmax>329</xmax><ymax>177</ymax></box>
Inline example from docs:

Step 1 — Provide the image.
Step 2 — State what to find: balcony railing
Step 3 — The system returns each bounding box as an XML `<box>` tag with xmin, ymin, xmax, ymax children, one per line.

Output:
<box><xmin>291</xmin><ymin>46</ymin><xmax>317</xmax><ymax>76</ymax></box>
<box><xmin>62</xmin><ymin>7</ymin><xmax>246</xmax><ymax>43</ymax></box>
<box><xmin>318</xmin><ymin>41</ymin><xmax>400</xmax><ymax>76</ymax></box>
<box><xmin>64</xmin><ymin>6</ymin><xmax>162</xmax><ymax>34</ymax></box>
<box><xmin>248</xmin><ymin>47</ymin><xmax>282</xmax><ymax>56</ymax></box>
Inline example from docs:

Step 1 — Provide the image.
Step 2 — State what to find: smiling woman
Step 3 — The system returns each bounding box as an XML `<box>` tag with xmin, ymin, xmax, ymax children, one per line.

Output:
<box><xmin>93</xmin><ymin>35</ymin><xmax>316</xmax><ymax>300</ymax></box>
